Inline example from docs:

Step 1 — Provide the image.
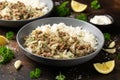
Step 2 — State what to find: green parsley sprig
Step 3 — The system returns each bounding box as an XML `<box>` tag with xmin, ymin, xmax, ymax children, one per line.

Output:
<box><xmin>91</xmin><ymin>0</ymin><xmax>101</xmax><ymax>10</ymax></box>
<box><xmin>56</xmin><ymin>72</ymin><xmax>66</xmax><ymax>80</ymax></box>
<box><xmin>0</xmin><ymin>46</ymin><xmax>14</xmax><ymax>64</ymax></box>
<box><xmin>76</xmin><ymin>13</ymin><xmax>87</xmax><ymax>21</ymax></box>
<box><xmin>104</xmin><ymin>33</ymin><xmax>111</xmax><ymax>41</ymax></box>
<box><xmin>6</xmin><ymin>31</ymin><xmax>14</xmax><ymax>40</ymax></box>
<box><xmin>55</xmin><ymin>1</ymin><xmax>70</xmax><ymax>17</ymax></box>
<box><xmin>30</xmin><ymin>68</ymin><xmax>41</xmax><ymax>79</ymax></box>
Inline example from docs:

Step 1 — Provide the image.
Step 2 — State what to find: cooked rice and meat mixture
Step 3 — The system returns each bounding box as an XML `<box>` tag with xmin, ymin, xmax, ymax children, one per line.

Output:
<box><xmin>24</xmin><ymin>23</ymin><xmax>98</xmax><ymax>59</ymax></box>
<box><xmin>0</xmin><ymin>0</ymin><xmax>48</xmax><ymax>20</ymax></box>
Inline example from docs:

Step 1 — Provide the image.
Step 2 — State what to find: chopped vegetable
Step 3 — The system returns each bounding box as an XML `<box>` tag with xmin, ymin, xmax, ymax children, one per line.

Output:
<box><xmin>91</xmin><ymin>0</ymin><xmax>101</xmax><ymax>9</ymax></box>
<box><xmin>56</xmin><ymin>72</ymin><xmax>66</xmax><ymax>80</ymax></box>
<box><xmin>55</xmin><ymin>1</ymin><xmax>70</xmax><ymax>17</ymax></box>
<box><xmin>0</xmin><ymin>46</ymin><xmax>14</xmax><ymax>64</ymax></box>
<box><xmin>6</xmin><ymin>31</ymin><xmax>14</xmax><ymax>40</ymax></box>
<box><xmin>104</xmin><ymin>33</ymin><xmax>111</xmax><ymax>41</ymax></box>
<box><xmin>30</xmin><ymin>68</ymin><xmax>41</xmax><ymax>79</ymax></box>
<box><xmin>76</xmin><ymin>13</ymin><xmax>87</xmax><ymax>21</ymax></box>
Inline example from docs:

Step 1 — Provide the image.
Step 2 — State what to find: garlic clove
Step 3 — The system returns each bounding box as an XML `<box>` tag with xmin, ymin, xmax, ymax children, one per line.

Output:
<box><xmin>108</xmin><ymin>41</ymin><xmax>115</xmax><ymax>48</ymax></box>
<box><xmin>103</xmin><ymin>48</ymin><xmax>116</xmax><ymax>54</ymax></box>
<box><xmin>14</xmin><ymin>60</ymin><xmax>22</xmax><ymax>70</ymax></box>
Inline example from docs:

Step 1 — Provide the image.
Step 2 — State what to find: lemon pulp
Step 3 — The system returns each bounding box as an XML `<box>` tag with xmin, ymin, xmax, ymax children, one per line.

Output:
<box><xmin>93</xmin><ymin>60</ymin><xmax>115</xmax><ymax>74</ymax></box>
<box><xmin>71</xmin><ymin>0</ymin><xmax>87</xmax><ymax>12</ymax></box>
<box><xmin>0</xmin><ymin>35</ymin><xmax>9</xmax><ymax>46</ymax></box>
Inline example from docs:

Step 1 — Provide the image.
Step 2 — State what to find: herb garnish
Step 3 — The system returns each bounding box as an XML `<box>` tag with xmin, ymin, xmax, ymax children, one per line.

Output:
<box><xmin>104</xmin><ymin>33</ymin><xmax>111</xmax><ymax>41</ymax></box>
<box><xmin>6</xmin><ymin>31</ymin><xmax>14</xmax><ymax>40</ymax></box>
<box><xmin>76</xmin><ymin>13</ymin><xmax>87</xmax><ymax>21</ymax></box>
<box><xmin>0</xmin><ymin>46</ymin><xmax>14</xmax><ymax>64</ymax></box>
<box><xmin>55</xmin><ymin>1</ymin><xmax>70</xmax><ymax>17</ymax></box>
<box><xmin>56</xmin><ymin>72</ymin><xmax>66</xmax><ymax>80</ymax></box>
<box><xmin>91</xmin><ymin>0</ymin><xmax>101</xmax><ymax>9</ymax></box>
<box><xmin>30</xmin><ymin>68</ymin><xmax>41</xmax><ymax>79</ymax></box>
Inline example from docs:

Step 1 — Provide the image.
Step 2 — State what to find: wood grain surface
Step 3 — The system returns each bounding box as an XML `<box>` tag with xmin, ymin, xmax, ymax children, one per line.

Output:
<box><xmin>0</xmin><ymin>0</ymin><xmax>120</xmax><ymax>80</ymax></box>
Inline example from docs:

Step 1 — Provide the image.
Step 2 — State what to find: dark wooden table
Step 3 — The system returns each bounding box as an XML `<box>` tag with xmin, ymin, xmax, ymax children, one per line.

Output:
<box><xmin>0</xmin><ymin>0</ymin><xmax>120</xmax><ymax>80</ymax></box>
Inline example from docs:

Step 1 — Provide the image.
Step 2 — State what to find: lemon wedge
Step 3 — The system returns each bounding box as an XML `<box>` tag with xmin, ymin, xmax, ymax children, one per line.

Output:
<box><xmin>71</xmin><ymin>0</ymin><xmax>87</xmax><ymax>12</ymax></box>
<box><xmin>93</xmin><ymin>60</ymin><xmax>115</xmax><ymax>74</ymax></box>
<box><xmin>0</xmin><ymin>35</ymin><xmax>9</xmax><ymax>46</ymax></box>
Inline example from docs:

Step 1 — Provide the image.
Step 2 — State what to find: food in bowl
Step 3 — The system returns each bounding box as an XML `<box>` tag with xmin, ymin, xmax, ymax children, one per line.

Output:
<box><xmin>17</xmin><ymin>17</ymin><xmax>104</xmax><ymax>66</ymax></box>
<box><xmin>0</xmin><ymin>0</ymin><xmax>48</xmax><ymax>20</ymax></box>
<box><xmin>24</xmin><ymin>23</ymin><xmax>98</xmax><ymax>59</ymax></box>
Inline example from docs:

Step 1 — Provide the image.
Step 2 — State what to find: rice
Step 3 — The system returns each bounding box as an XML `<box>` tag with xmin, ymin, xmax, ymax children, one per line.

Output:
<box><xmin>0</xmin><ymin>0</ymin><xmax>47</xmax><ymax>8</ymax></box>
<box><xmin>0</xmin><ymin>0</ymin><xmax>48</xmax><ymax>20</ymax></box>
<box><xmin>24</xmin><ymin>23</ymin><xmax>98</xmax><ymax>59</ymax></box>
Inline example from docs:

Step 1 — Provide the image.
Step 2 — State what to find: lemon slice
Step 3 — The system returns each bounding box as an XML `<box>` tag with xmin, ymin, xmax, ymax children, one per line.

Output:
<box><xmin>0</xmin><ymin>35</ymin><xmax>9</xmax><ymax>46</ymax></box>
<box><xmin>93</xmin><ymin>60</ymin><xmax>115</xmax><ymax>74</ymax></box>
<box><xmin>71</xmin><ymin>0</ymin><xmax>87</xmax><ymax>12</ymax></box>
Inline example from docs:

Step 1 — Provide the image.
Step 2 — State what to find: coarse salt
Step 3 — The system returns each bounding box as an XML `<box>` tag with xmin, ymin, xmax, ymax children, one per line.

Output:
<box><xmin>90</xmin><ymin>15</ymin><xmax>112</xmax><ymax>25</ymax></box>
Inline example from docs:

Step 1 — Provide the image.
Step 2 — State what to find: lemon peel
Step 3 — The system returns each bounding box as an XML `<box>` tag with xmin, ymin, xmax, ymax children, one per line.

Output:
<box><xmin>0</xmin><ymin>35</ymin><xmax>9</xmax><ymax>46</ymax></box>
<box><xmin>93</xmin><ymin>60</ymin><xmax>115</xmax><ymax>74</ymax></box>
<box><xmin>71</xmin><ymin>0</ymin><xmax>87</xmax><ymax>12</ymax></box>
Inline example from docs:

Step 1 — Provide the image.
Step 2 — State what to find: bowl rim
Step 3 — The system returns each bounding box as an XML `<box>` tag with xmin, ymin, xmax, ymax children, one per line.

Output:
<box><xmin>0</xmin><ymin>0</ymin><xmax>54</xmax><ymax>22</ymax></box>
<box><xmin>16</xmin><ymin>17</ymin><xmax>105</xmax><ymax>61</ymax></box>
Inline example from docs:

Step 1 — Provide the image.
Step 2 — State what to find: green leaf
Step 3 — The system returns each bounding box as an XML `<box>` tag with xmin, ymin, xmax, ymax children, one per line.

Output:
<box><xmin>76</xmin><ymin>13</ymin><xmax>87</xmax><ymax>21</ymax></box>
<box><xmin>104</xmin><ymin>33</ymin><xmax>111</xmax><ymax>41</ymax></box>
<box><xmin>30</xmin><ymin>68</ymin><xmax>41</xmax><ymax>79</ymax></box>
<box><xmin>34</xmin><ymin>68</ymin><xmax>41</xmax><ymax>78</ymax></box>
<box><xmin>30</xmin><ymin>71</ymin><xmax>35</xmax><ymax>78</ymax></box>
<box><xmin>6</xmin><ymin>31</ymin><xmax>14</xmax><ymax>40</ymax></box>
<box><xmin>56</xmin><ymin>72</ymin><xmax>66</xmax><ymax>80</ymax></box>
<box><xmin>55</xmin><ymin>1</ymin><xmax>70</xmax><ymax>17</ymax></box>
<box><xmin>91</xmin><ymin>0</ymin><xmax>101</xmax><ymax>9</ymax></box>
<box><xmin>0</xmin><ymin>46</ymin><xmax>14</xmax><ymax>64</ymax></box>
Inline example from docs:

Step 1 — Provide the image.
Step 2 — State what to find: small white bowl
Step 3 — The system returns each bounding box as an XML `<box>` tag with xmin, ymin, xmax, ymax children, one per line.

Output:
<box><xmin>89</xmin><ymin>14</ymin><xmax>114</xmax><ymax>25</ymax></box>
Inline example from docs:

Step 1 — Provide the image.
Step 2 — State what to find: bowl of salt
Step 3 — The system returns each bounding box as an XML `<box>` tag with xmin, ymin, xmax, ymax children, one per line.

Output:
<box><xmin>89</xmin><ymin>14</ymin><xmax>114</xmax><ymax>30</ymax></box>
